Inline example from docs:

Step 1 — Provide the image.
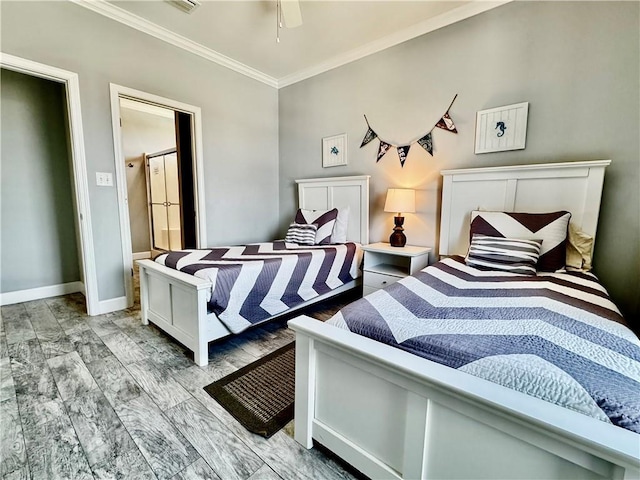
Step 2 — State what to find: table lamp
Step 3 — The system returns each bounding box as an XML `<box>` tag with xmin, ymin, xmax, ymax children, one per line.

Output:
<box><xmin>384</xmin><ymin>188</ymin><xmax>415</xmax><ymax>247</ymax></box>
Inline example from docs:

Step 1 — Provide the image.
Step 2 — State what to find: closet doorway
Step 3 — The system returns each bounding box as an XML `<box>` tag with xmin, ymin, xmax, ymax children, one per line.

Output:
<box><xmin>111</xmin><ymin>84</ymin><xmax>206</xmax><ymax>308</ymax></box>
<box><xmin>0</xmin><ymin>53</ymin><xmax>98</xmax><ymax>314</ymax></box>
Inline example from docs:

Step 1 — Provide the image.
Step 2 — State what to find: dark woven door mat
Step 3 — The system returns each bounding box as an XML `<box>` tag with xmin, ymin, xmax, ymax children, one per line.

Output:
<box><xmin>204</xmin><ymin>342</ymin><xmax>295</xmax><ymax>438</ymax></box>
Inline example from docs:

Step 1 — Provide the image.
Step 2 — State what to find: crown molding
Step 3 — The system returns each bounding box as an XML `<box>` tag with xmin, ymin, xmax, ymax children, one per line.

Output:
<box><xmin>71</xmin><ymin>0</ymin><xmax>510</xmax><ymax>90</ymax></box>
<box><xmin>69</xmin><ymin>0</ymin><xmax>279</xmax><ymax>88</ymax></box>
<box><xmin>277</xmin><ymin>1</ymin><xmax>512</xmax><ymax>88</ymax></box>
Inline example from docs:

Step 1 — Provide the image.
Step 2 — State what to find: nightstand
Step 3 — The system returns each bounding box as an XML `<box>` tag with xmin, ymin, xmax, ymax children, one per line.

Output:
<box><xmin>362</xmin><ymin>242</ymin><xmax>432</xmax><ymax>296</ymax></box>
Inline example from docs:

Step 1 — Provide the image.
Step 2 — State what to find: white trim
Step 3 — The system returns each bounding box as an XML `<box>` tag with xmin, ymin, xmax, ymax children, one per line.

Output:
<box><xmin>440</xmin><ymin>159</ymin><xmax>612</xmax><ymax>176</ymax></box>
<box><xmin>0</xmin><ymin>282</ymin><xmax>84</xmax><ymax>306</ymax></box>
<box><xmin>96</xmin><ymin>296</ymin><xmax>129</xmax><ymax>315</ymax></box>
<box><xmin>0</xmin><ymin>53</ymin><xmax>99</xmax><ymax>315</ymax></box>
<box><xmin>69</xmin><ymin>0</ymin><xmax>278</xmax><ymax>88</ymax></box>
<box><xmin>132</xmin><ymin>251</ymin><xmax>152</xmax><ymax>261</ymax></box>
<box><xmin>277</xmin><ymin>1</ymin><xmax>512</xmax><ymax>88</ymax></box>
<box><xmin>109</xmin><ymin>83</ymin><xmax>207</xmax><ymax>308</ymax></box>
<box><xmin>70</xmin><ymin>0</ymin><xmax>509</xmax><ymax>89</ymax></box>
<box><xmin>120</xmin><ymin>98</ymin><xmax>174</xmax><ymax>119</ymax></box>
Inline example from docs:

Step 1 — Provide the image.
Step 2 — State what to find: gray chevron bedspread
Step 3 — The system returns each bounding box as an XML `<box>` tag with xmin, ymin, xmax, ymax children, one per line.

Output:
<box><xmin>156</xmin><ymin>241</ymin><xmax>362</xmax><ymax>333</ymax></box>
<box><xmin>327</xmin><ymin>256</ymin><xmax>640</xmax><ymax>433</ymax></box>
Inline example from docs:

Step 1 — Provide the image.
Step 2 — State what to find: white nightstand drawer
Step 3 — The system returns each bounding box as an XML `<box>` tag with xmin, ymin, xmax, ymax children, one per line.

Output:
<box><xmin>364</xmin><ymin>271</ymin><xmax>402</xmax><ymax>290</ymax></box>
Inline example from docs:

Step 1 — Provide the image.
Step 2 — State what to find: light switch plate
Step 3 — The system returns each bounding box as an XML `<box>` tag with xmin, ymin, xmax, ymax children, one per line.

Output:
<box><xmin>96</xmin><ymin>172</ymin><xmax>113</xmax><ymax>187</ymax></box>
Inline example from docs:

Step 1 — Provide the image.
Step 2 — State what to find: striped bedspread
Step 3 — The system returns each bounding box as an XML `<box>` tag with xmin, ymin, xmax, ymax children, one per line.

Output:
<box><xmin>328</xmin><ymin>256</ymin><xmax>640</xmax><ymax>433</ymax></box>
<box><xmin>156</xmin><ymin>241</ymin><xmax>362</xmax><ymax>333</ymax></box>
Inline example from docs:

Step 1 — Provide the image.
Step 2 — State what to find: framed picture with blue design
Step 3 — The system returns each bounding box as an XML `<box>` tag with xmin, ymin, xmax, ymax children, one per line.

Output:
<box><xmin>322</xmin><ymin>133</ymin><xmax>348</xmax><ymax>167</ymax></box>
<box><xmin>475</xmin><ymin>102</ymin><xmax>529</xmax><ymax>154</ymax></box>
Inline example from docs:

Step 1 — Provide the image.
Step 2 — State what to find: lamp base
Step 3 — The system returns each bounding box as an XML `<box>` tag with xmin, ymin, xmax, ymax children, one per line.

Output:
<box><xmin>389</xmin><ymin>216</ymin><xmax>406</xmax><ymax>247</ymax></box>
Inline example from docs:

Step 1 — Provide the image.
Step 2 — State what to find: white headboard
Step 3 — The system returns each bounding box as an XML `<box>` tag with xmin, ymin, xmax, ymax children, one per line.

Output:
<box><xmin>439</xmin><ymin>160</ymin><xmax>611</xmax><ymax>256</ymax></box>
<box><xmin>296</xmin><ymin>175</ymin><xmax>370</xmax><ymax>245</ymax></box>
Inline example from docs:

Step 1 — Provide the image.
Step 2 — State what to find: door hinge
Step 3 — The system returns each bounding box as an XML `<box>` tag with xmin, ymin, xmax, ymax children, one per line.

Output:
<box><xmin>131</xmin><ymin>268</ymin><xmax>134</xmax><ymax>277</ymax></box>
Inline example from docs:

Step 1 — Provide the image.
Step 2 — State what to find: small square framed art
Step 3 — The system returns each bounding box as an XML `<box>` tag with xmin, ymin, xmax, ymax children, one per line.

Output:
<box><xmin>322</xmin><ymin>133</ymin><xmax>348</xmax><ymax>167</ymax></box>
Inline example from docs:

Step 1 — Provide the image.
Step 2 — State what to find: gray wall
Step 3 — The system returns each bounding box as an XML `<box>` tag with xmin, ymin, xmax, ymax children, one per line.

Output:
<box><xmin>1</xmin><ymin>69</ymin><xmax>81</xmax><ymax>292</ymax></box>
<box><xmin>1</xmin><ymin>1</ymin><xmax>280</xmax><ymax>302</ymax></box>
<box><xmin>279</xmin><ymin>2</ymin><xmax>640</xmax><ymax>324</ymax></box>
<box><xmin>120</xmin><ymin>106</ymin><xmax>176</xmax><ymax>254</ymax></box>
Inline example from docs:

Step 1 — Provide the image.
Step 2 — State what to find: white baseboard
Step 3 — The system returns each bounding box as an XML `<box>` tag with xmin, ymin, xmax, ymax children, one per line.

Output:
<box><xmin>133</xmin><ymin>251</ymin><xmax>152</xmax><ymax>261</ymax></box>
<box><xmin>0</xmin><ymin>281</ymin><xmax>84</xmax><ymax>306</ymax></box>
<box><xmin>96</xmin><ymin>296</ymin><xmax>129</xmax><ymax>315</ymax></box>
<box><xmin>0</xmin><ymin>283</ymin><xmax>130</xmax><ymax>317</ymax></box>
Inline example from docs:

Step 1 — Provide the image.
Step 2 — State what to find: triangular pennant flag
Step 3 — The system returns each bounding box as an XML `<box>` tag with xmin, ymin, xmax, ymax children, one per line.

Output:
<box><xmin>360</xmin><ymin>127</ymin><xmax>378</xmax><ymax>148</ymax></box>
<box><xmin>396</xmin><ymin>145</ymin><xmax>411</xmax><ymax>167</ymax></box>
<box><xmin>435</xmin><ymin>112</ymin><xmax>457</xmax><ymax>133</ymax></box>
<box><xmin>376</xmin><ymin>141</ymin><xmax>391</xmax><ymax>162</ymax></box>
<box><xmin>417</xmin><ymin>132</ymin><xmax>433</xmax><ymax>156</ymax></box>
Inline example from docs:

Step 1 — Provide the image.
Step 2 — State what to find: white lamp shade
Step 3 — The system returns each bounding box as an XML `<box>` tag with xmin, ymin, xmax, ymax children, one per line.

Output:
<box><xmin>384</xmin><ymin>188</ymin><xmax>415</xmax><ymax>214</ymax></box>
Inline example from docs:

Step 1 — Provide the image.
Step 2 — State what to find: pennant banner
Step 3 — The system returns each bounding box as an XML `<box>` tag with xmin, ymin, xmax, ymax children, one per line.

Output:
<box><xmin>360</xmin><ymin>94</ymin><xmax>458</xmax><ymax>167</ymax></box>
<box><xmin>360</xmin><ymin>127</ymin><xmax>378</xmax><ymax>147</ymax></box>
<box><xmin>376</xmin><ymin>141</ymin><xmax>391</xmax><ymax>162</ymax></box>
<box><xmin>396</xmin><ymin>145</ymin><xmax>411</xmax><ymax>167</ymax></box>
<box><xmin>417</xmin><ymin>132</ymin><xmax>433</xmax><ymax>156</ymax></box>
<box><xmin>435</xmin><ymin>112</ymin><xmax>457</xmax><ymax>133</ymax></box>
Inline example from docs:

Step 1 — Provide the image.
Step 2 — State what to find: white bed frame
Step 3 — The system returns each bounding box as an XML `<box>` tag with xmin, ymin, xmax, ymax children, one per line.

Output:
<box><xmin>138</xmin><ymin>175</ymin><xmax>369</xmax><ymax>366</ymax></box>
<box><xmin>289</xmin><ymin>160</ymin><xmax>640</xmax><ymax>479</ymax></box>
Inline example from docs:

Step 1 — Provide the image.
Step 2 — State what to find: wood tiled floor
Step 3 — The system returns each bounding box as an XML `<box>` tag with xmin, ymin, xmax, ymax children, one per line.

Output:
<box><xmin>0</xmin><ymin>284</ymin><xmax>363</xmax><ymax>479</ymax></box>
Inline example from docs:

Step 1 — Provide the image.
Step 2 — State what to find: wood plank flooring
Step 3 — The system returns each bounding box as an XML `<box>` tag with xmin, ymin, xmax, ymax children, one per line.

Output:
<box><xmin>0</xmin><ymin>286</ymin><xmax>363</xmax><ymax>479</ymax></box>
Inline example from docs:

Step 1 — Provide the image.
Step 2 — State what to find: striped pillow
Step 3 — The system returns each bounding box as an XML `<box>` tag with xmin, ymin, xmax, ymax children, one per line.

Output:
<box><xmin>285</xmin><ymin>223</ymin><xmax>318</xmax><ymax>245</ymax></box>
<box><xmin>294</xmin><ymin>208</ymin><xmax>338</xmax><ymax>245</ymax></box>
<box><xmin>470</xmin><ymin>211</ymin><xmax>571</xmax><ymax>272</ymax></box>
<box><xmin>465</xmin><ymin>234</ymin><xmax>542</xmax><ymax>275</ymax></box>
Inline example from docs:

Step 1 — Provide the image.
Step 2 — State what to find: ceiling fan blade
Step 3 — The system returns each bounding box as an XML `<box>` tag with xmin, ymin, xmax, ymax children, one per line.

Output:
<box><xmin>280</xmin><ymin>0</ymin><xmax>302</xmax><ymax>28</ymax></box>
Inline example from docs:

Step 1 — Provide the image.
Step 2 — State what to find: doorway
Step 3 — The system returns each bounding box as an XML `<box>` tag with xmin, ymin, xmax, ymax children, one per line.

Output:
<box><xmin>110</xmin><ymin>84</ymin><xmax>206</xmax><ymax>308</ymax></box>
<box><xmin>0</xmin><ymin>53</ymin><xmax>98</xmax><ymax>314</ymax></box>
<box><xmin>119</xmin><ymin>99</ymin><xmax>197</xmax><ymax>260</ymax></box>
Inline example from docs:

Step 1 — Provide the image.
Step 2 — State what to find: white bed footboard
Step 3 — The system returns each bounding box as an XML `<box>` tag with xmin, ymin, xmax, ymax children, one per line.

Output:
<box><xmin>138</xmin><ymin>259</ymin><xmax>361</xmax><ymax>366</ymax></box>
<box><xmin>138</xmin><ymin>259</ymin><xmax>229</xmax><ymax>366</ymax></box>
<box><xmin>289</xmin><ymin>316</ymin><xmax>640</xmax><ymax>480</ymax></box>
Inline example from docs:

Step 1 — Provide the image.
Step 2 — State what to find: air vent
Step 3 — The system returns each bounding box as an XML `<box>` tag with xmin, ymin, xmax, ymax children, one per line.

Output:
<box><xmin>169</xmin><ymin>0</ymin><xmax>200</xmax><ymax>14</ymax></box>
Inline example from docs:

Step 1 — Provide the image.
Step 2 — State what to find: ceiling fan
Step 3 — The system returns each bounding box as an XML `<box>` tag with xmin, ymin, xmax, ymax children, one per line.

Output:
<box><xmin>278</xmin><ymin>0</ymin><xmax>303</xmax><ymax>28</ymax></box>
<box><xmin>277</xmin><ymin>0</ymin><xmax>303</xmax><ymax>41</ymax></box>
<box><xmin>168</xmin><ymin>0</ymin><xmax>201</xmax><ymax>14</ymax></box>
<box><xmin>169</xmin><ymin>0</ymin><xmax>302</xmax><ymax>42</ymax></box>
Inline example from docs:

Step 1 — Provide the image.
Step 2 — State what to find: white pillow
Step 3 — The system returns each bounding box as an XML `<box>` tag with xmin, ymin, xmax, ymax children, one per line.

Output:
<box><xmin>331</xmin><ymin>206</ymin><xmax>350</xmax><ymax>244</ymax></box>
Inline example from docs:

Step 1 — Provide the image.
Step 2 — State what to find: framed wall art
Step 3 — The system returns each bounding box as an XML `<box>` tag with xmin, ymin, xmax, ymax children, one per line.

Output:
<box><xmin>475</xmin><ymin>102</ymin><xmax>529</xmax><ymax>154</ymax></box>
<box><xmin>322</xmin><ymin>133</ymin><xmax>347</xmax><ymax>167</ymax></box>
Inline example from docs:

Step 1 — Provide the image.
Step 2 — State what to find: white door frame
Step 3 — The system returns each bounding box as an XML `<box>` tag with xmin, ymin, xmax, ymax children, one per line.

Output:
<box><xmin>109</xmin><ymin>83</ymin><xmax>207</xmax><ymax>307</ymax></box>
<box><xmin>0</xmin><ymin>52</ymin><xmax>99</xmax><ymax>315</ymax></box>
